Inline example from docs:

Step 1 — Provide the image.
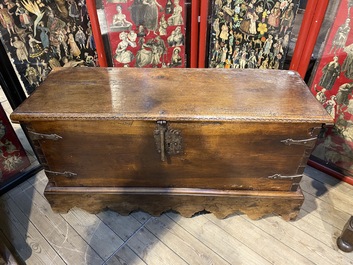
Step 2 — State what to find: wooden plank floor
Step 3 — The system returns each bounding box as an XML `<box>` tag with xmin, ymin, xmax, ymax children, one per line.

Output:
<box><xmin>0</xmin><ymin>166</ymin><xmax>352</xmax><ymax>265</ymax></box>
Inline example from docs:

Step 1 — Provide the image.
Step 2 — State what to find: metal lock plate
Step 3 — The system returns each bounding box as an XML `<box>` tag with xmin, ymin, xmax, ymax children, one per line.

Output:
<box><xmin>154</xmin><ymin>121</ymin><xmax>183</xmax><ymax>161</ymax></box>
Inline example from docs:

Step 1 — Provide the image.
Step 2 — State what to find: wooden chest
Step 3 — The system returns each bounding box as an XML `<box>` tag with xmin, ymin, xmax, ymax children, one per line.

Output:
<box><xmin>11</xmin><ymin>68</ymin><xmax>332</xmax><ymax>220</ymax></box>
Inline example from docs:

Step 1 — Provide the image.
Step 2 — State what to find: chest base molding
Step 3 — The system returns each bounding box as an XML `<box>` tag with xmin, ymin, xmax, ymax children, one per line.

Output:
<box><xmin>44</xmin><ymin>184</ymin><xmax>304</xmax><ymax>221</ymax></box>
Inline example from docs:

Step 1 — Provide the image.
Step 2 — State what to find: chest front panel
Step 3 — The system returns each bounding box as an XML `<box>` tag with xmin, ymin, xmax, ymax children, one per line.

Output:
<box><xmin>27</xmin><ymin>119</ymin><xmax>320</xmax><ymax>191</ymax></box>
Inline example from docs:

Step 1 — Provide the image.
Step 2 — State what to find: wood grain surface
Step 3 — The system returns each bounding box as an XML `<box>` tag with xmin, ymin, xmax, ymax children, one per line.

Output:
<box><xmin>11</xmin><ymin>68</ymin><xmax>333</xmax><ymax>123</ymax></box>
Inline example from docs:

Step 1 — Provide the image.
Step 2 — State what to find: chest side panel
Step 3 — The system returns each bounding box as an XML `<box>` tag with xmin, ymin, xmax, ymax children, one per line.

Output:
<box><xmin>26</xmin><ymin>120</ymin><xmax>320</xmax><ymax>191</ymax></box>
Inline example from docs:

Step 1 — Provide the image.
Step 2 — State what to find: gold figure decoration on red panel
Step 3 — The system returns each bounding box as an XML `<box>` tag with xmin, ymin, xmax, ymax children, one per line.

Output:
<box><xmin>208</xmin><ymin>0</ymin><xmax>299</xmax><ymax>69</ymax></box>
<box><xmin>102</xmin><ymin>0</ymin><xmax>186</xmax><ymax>67</ymax></box>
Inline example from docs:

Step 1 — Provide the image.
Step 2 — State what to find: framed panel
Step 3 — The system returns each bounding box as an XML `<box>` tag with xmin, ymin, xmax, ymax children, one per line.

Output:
<box><xmin>206</xmin><ymin>0</ymin><xmax>301</xmax><ymax>69</ymax></box>
<box><xmin>309</xmin><ymin>0</ymin><xmax>353</xmax><ymax>180</ymax></box>
<box><xmin>0</xmin><ymin>103</ymin><xmax>30</xmax><ymax>188</ymax></box>
<box><xmin>0</xmin><ymin>0</ymin><xmax>98</xmax><ymax>95</ymax></box>
<box><xmin>96</xmin><ymin>0</ymin><xmax>188</xmax><ymax>68</ymax></box>
<box><xmin>0</xmin><ymin>34</ymin><xmax>42</xmax><ymax>196</ymax></box>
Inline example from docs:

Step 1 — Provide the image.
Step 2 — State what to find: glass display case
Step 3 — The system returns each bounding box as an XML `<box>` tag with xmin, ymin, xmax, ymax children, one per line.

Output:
<box><xmin>0</xmin><ymin>43</ymin><xmax>40</xmax><ymax>195</ymax></box>
<box><xmin>308</xmin><ymin>0</ymin><xmax>353</xmax><ymax>183</ymax></box>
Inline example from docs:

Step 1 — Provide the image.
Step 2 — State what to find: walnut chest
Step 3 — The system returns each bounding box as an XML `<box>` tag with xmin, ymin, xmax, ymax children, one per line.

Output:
<box><xmin>11</xmin><ymin>68</ymin><xmax>333</xmax><ymax>220</ymax></box>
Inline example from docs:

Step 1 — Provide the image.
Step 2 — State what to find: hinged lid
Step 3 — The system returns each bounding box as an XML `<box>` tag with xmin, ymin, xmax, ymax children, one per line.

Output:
<box><xmin>11</xmin><ymin>68</ymin><xmax>333</xmax><ymax>124</ymax></box>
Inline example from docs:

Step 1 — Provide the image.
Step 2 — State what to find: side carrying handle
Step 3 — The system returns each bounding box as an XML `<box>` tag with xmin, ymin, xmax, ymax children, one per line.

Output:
<box><xmin>280</xmin><ymin>137</ymin><xmax>317</xmax><ymax>147</ymax></box>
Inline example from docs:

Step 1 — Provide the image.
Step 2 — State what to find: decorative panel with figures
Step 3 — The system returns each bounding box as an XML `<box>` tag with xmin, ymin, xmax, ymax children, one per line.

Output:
<box><xmin>0</xmin><ymin>103</ymin><xmax>30</xmax><ymax>191</ymax></box>
<box><xmin>0</xmin><ymin>0</ymin><xmax>97</xmax><ymax>94</ymax></box>
<box><xmin>208</xmin><ymin>0</ymin><xmax>299</xmax><ymax>69</ymax></box>
<box><xmin>309</xmin><ymin>0</ymin><xmax>353</xmax><ymax>178</ymax></box>
<box><xmin>98</xmin><ymin>0</ymin><xmax>186</xmax><ymax>68</ymax></box>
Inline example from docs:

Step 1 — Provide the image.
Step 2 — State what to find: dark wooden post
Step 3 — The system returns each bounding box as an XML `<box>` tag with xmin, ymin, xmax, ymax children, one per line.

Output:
<box><xmin>337</xmin><ymin>216</ymin><xmax>353</xmax><ymax>252</ymax></box>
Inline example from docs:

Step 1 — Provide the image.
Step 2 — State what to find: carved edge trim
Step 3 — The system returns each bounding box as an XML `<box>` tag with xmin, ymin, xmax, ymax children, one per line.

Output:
<box><xmin>44</xmin><ymin>186</ymin><xmax>304</xmax><ymax>221</ymax></box>
<box><xmin>11</xmin><ymin>113</ymin><xmax>332</xmax><ymax>124</ymax></box>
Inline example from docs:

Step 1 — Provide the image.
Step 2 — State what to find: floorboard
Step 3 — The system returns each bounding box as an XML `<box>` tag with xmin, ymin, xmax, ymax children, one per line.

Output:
<box><xmin>106</xmin><ymin>245</ymin><xmax>146</xmax><ymax>265</ymax></box>
<box><xmin>205</xmin><ymin>213</ymin><xmax>315</xmax><ymax>265</ymax></box>
<box><xmin>247</xmin><ymin>214</ymin><xmax>352</xmax><ymax>265</ymax></box>
<box><xmin>301</xmin><ymin>191</ymin><xmax>351</xmax><ymax>229</ymax></box>
<box><xmin>61</xmin><ymin>209</ymin><xmax>125</xmax><ymax>261</ymax></box>
<box><xmin>96</xmin><ymin>211</ymin><xmax>144</xmax><ymax>242</ymax></box>
<box><xmin>145</xmin><ymin>215</ymin><xmax>230</xmax><ymax>265</ymax></box>
<box><xmin>122</xmin><ymin>225</ymin><xmax>189</xmax><ymax>265</ymax></box>
<box><xmin>0</xmin><ymin>195</ymin><xmax>63</xmax><ymax>265</ymax></box>
<box><xmin>8</xmin><ymin>178</ymin><xmax>104</xmax><ymax>264</ymax></box>
<box><xmin>168</xmin><ymin>212</ymin><xmax>272</xmax><ymax>265</ymax></box>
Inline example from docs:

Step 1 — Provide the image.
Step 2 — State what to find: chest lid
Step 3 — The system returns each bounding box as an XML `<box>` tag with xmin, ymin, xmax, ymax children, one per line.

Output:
<box><xmin>11</xmin><ymin>68</ymin><xmax>332</xmax><ymax>124</ymax></box>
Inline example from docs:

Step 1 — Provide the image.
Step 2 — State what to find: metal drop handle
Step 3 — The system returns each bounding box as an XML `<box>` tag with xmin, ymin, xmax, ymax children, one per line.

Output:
<box><xmin>280</xmin><ymin>137</ymin><xmax>317</xmax><ymax>146</ymax></box>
